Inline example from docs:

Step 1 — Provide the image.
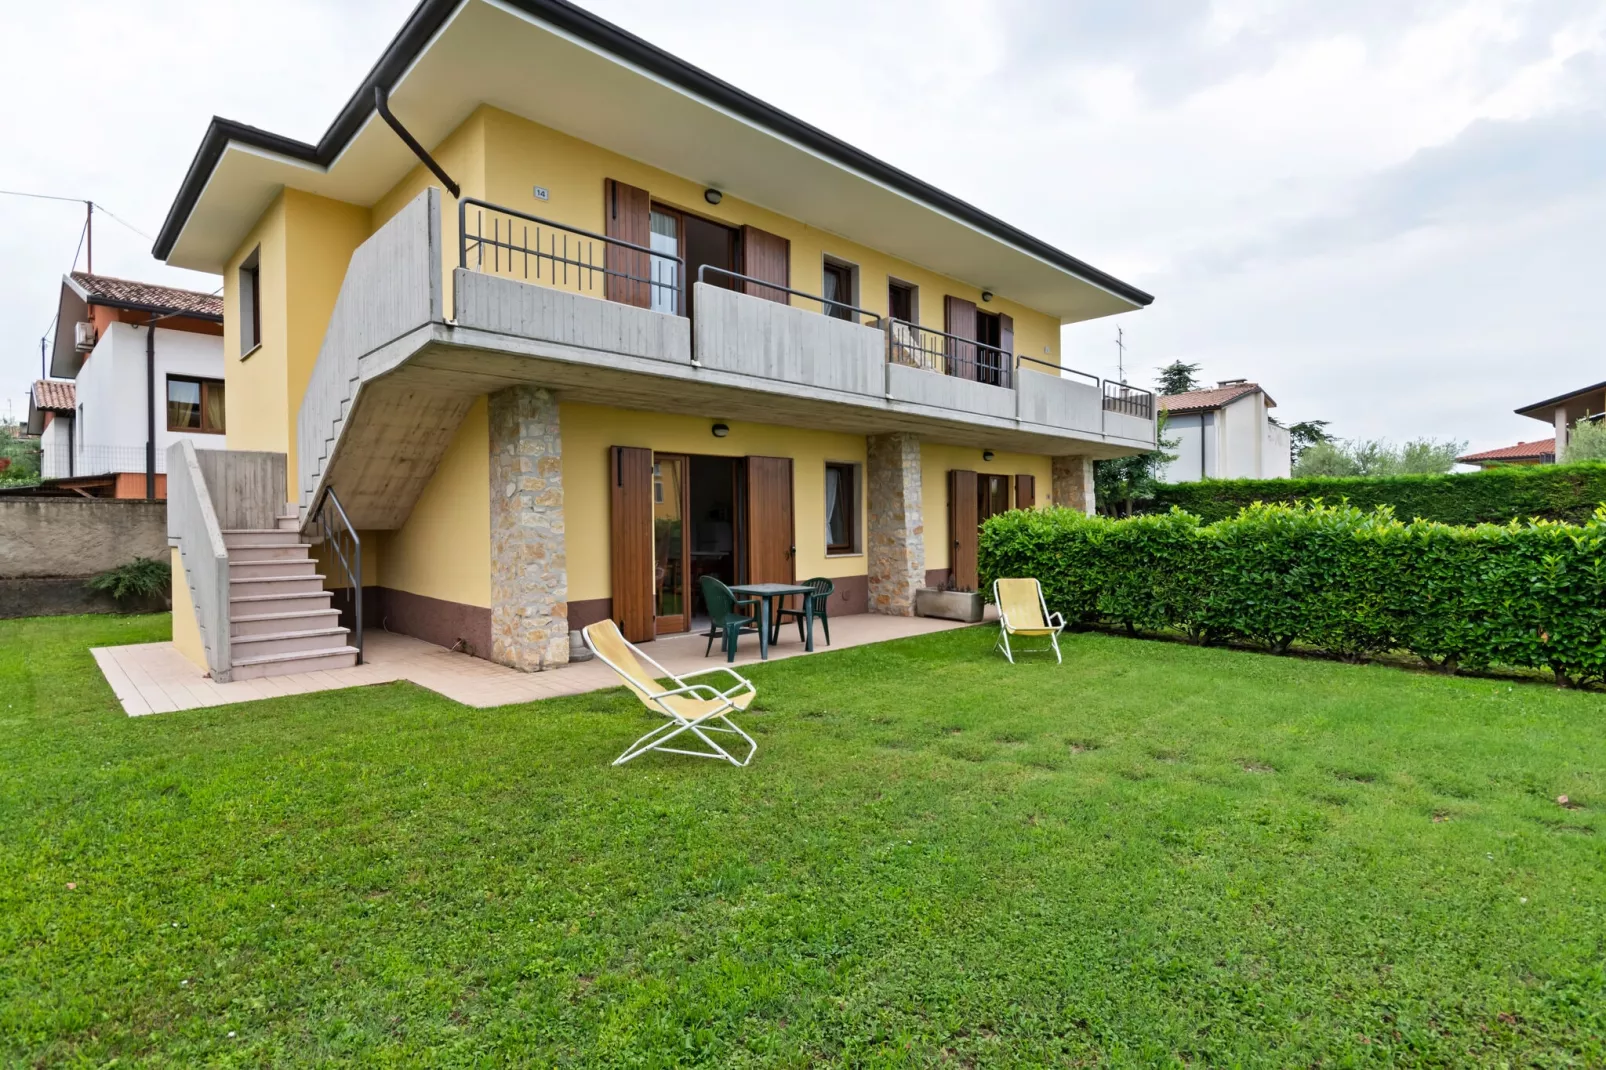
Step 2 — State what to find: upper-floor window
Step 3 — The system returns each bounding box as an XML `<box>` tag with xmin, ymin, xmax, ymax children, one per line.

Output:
<box><xmin>167</xmin><ymin>376</ymin><xmax>226</xmax><ymax>434</ymax></box>
<box><xmin>239</xmin><ymin>246</ymin><xmax>261</xmax><ymax>356</ymax></box>
<box><xmin>822</xmin><ymin>257</ymin><xmax>857</xmax><ymax>320</ymax></box>
<box><xmin>649</xmin><ymin>209</ymin><xmax>680</xmax><ymax>315</ymax></box>
<box><xmin>888</xmin><ymin>279</ymin><xmax>917</xmax><ymax>323</ymax></box>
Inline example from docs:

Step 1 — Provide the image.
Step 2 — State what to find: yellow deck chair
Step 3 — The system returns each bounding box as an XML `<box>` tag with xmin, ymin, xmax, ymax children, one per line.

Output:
<box><xmin>993</xmin><ymin>578</ymin><xmax>1065</xmax><ymax>664</ymax></box>
<box><xmin>582</xmin><ymin>619</ymin><xmax>758</xmax><ymax>767</ymax></box>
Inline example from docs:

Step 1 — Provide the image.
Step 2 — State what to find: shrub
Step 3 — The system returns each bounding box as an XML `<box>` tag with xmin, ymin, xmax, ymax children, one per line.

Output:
<box><xmin>979</xmin><ymin>502</ymin><xmax>1606</xmax><ymax>686</ymax></box>
<box><xmin>1146</xmin><ymin>462</ymin><xmax>1606</xmax><ymax>526</ymax></box>
<box><xmin>85</xmin><ymin>556</ymin><xmax>172</xmax><ymax>610</ymax></box>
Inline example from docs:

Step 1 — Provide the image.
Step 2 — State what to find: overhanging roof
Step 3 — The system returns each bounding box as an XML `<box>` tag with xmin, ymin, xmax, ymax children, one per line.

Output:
<box><xmin>1516</xmin><ymin>379</ymin><xmax>1606</xmax><ymax>421</ymax></box>
<box><xmin>152</xmin><ymin>0</ymin><xmax>1152</xmax><ymax>322</ymax></box>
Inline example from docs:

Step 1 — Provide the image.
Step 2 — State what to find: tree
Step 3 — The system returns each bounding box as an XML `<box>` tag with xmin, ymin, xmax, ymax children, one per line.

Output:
<box><xmin>1095</xmin><ymin>414</ymin><xmax>1178</xmax><ymax>515</ymax></box>
<box><xmin>1292</xmin><ymin>437</ymin><xmax>1466</xmax><ymax>478</ymax></box>
<box><xmin>1154</xmin><ymin>361</ymin><xmax>1202</xmax><ymax>396</ymax></box>
<box><xmin>1286</xmin><ymin>419</ymin><xmax>1332</xmax><ymax>463</ymax></box>
<box><xmin>1563</xmin><ymin>419</ymin><xmax>1606</xmax><ymax>462</ymax></box>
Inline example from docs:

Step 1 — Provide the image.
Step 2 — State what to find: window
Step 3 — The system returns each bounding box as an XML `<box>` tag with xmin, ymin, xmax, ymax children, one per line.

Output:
<box><xmin>648</xmin><ymin>208</ymin><xmax>680</xmax><ymax>315</ymax></box>
<box><xmin>167</xmin><ymin>376</ymin><xmax>226</xmax><ymax>434</ymax></box>
<box><xmin>822</xmin><ymin>258</ymin><xmax>857</xmax><ymax>320</ymax></box>
<box><xmin>239</xmin><ymin>246</ymin><xmax>261</xmax><ymax>356</ymax></box>
<box><xmin>978</xmin><ymin>473</ymin><xmax>1011</xmax><ymax>523</ymax></box>
<box><xmin>825</xmin><ymin>462</ymin><xmax>859</xmax><ymax>555</ymax></box>
<box><xmin>887</xmin><ymin>279</ymin><xmax>917</xmax><ymax>323</ymax></box>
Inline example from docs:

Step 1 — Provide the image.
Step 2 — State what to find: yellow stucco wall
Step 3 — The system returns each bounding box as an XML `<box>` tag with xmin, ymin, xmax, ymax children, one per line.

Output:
<box><xmin>222</xmin><ymin>194</ymin><xmax>288</xmax><ymax>455</ymax></box>
<box><xmin>170</xmin><ymin>546</ymin><xmax>207</xmax><ymax>670</ymax></box>
<box><xmin>376</xmin><ymin>396</ymin><xmax>492</xmax><ymax>608</ymax></box>
<box><xmin>919</xmin><ymin>443</ymin><xmax>1051</xmax><ymax>573</ymax></box>
<box><xmin>561</xmin><ymin>402</ymin><xmax>869</xmax><ymax>604</ymax></box>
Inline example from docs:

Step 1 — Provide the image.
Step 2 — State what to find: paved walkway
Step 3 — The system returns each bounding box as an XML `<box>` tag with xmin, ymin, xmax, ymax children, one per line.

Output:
<box><xmin>93</xmin><ymin>609</ymin><xmax>991</xmax><ymax>717</ymax></box>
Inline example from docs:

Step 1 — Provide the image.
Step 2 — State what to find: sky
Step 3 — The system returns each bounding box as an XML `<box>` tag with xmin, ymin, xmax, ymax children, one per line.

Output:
<box><xmin>3</xmin><ymin>0</ymin><xmax>1603</xmax><ymax>455</ymax></box>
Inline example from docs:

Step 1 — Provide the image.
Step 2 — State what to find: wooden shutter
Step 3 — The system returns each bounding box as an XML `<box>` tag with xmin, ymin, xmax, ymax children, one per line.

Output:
<box><xmin>948</xmin><ymin>469</ymin><xmax>979</xmax><ymax>592</ymax></box>
<box><xmin>745</xmin><ymin>456</ymin><xmax>795</xmax><ymax>585</ymax></box>
<box><xmin>944</xmin><ymin>296</ymin><xmax>978</xmax><ymax>379</ymax></box>
<box><xmin>609</xmin><ymin>445</ymin><xmax>655</xmax><ymax>642</ymax></box>
<box><xmin>740</xmin><ymin>225</ymin><xmax>790</xmax><ymax>304</ymax></box>
<box><xmin>1015</xmin><ymin>473</ymin><xmax>1036</xmax><ymax>510</ymax></box>
<box><xmin>604</xmin><ymin>179</ymin><xmax>651</xmax><ymax>308</ymax></box>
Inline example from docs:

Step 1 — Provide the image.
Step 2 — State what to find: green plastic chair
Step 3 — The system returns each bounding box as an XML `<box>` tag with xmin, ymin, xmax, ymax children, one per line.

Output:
<box><xmin>775</xmin><ymin>577</ymin><xmax>834</xmax><ymax>645</ymax></box>
<box><xmin>700</xmin><ymin>576</ymin><xmax>762</xmax><ymax>663</ymax></box>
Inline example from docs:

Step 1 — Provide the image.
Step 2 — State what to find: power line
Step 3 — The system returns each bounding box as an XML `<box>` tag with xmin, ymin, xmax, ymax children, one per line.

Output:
<box><xmin>0</xmin><ymin>188</ymin><xmax>86</xmax><ymax>205</ymax></box>
<box><xmin>93</xmin><ymin>204</ymin><xmax>153</xmax><ymax>242</ymax></box>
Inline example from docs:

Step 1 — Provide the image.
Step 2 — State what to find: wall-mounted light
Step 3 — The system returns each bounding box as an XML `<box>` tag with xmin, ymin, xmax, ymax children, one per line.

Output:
<box><xmin>712</xmin><ymin>422</ymin><xmax>730</xmax><ymax>438</ymax></box>
<box><xmin>980</xmin><ymin>290</ymin><xmax>994</xmax><ymax>303</ymax></box>
<box><xmin>982</xmin><ymin>450</ymin><xmax>995</xmax><ymax>462</ymax></box>
<box><xmin>704</xmin><ymin>188</ymin><xmax>723</xmax><ymax>205</ymax></box>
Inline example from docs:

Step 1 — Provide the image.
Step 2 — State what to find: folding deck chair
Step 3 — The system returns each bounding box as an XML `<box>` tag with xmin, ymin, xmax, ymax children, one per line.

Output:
<box><xmin>582</xmin><ymin>619</ymin><xmax>759</xmax><ymax>767</ymax></box>
<box><xmin>993</xmin><ymin>577</ymin><xmax>1065</xmax><ymax>664</ymax></box>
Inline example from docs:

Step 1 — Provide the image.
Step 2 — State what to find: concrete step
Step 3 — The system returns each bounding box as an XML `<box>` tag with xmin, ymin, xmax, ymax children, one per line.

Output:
<box><xmin>227</xmin><ymin>544</ymin><xmax>311</xmax><ymax>564</ymax></box>
<box><xmin>229</xmin><ymin>559</ymin><xmax>318</xmax><ymax>580</ymax></box>
<box><xmin>230</xmin><ymin>626</ymin><xmax>352</xmax><ymax>658</ymax></box>
<box><xmin>275</xmin><ymin>509</ymin><xmax>300</xmax><ymax>532</ymax></box>
<box><xmin>222</xmin><ymin>529</ymin><xmax>304</xmax><ymax>549</ymax></box>
<box><xmin>228</xmin><ymin>574</ymin><xmax>327</xmax><ymax>596</ymax></box>
<box><xmin>230</xmin><ymin>645</ymin><xmax>360</xmax><ymax>681</ymax></box>
<box><xmin>229</xmin><ymin>591</ymin><xmax>334</xmax><ymax>616</ymax></box>
<box><xmin>230</xmin><ymin>608</ymin><xmax>343</xmax><ymax>637</ymax></box>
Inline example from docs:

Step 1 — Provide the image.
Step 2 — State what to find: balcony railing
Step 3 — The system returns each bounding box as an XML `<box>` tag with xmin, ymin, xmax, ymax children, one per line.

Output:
<box><xmin>886</xmin><ymin>318</ymin><xmax>1013</xmax><ymax>389</ymax></box>
<box><xmin>40</xmin><ymin>443</ymin><xmax>166</xmax><ymax>481</ymax></box>
<box><xmin>1103</xmin><ymin>381</ymin><xmax>1155</xmax><ymax>420</ymax></box>
<box><xmin>696</xmin><ymin>265</ymin><xmax>882</xmax><ymax>327</ymax></box>
<box><xmin>459</xmin><ymin>197</ymin><xmax>684</xmax><ymax>313</ymax></box>
<box><xmin>1016</xmin><ymin>353</ymin><xmax>1100</xmax><ymax>388</ymax></box>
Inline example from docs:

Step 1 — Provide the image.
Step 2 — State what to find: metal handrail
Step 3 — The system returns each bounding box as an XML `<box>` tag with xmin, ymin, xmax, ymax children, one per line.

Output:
<box><xmin>695</xmin><ymin>264</ymin><xmax>883</xmax><ymax>327</ymax></box>
<box><xmin>885</xmin><ymin>317</ymin><xmax>1013</xmax><ymax>388</ymax></box>
<box><xmin>310</xmin><ymin>485</ymin><xmax>363</xmax><ymax>665</ymax></box>
<box><xmin>458</xmin><ymin>197</ymin><xmax>684</xmax><ymax>307</ymax></box>
<box><xmin>1103</xmin><ymin>380</ymin><xmax>1155</xmax><ymax>420</ymax></box>
<box><xmin>1015</xmin><ymin>353</ymin><xmax>1100</xmax><ymax>388</ymax></box>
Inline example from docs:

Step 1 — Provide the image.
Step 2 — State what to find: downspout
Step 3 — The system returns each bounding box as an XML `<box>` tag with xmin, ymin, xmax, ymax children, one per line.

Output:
<box><xmin>146</xmin><ymin>315</ymin><xmax>157</xmax><ymax>500</ymax></box>
<box><xmin>373</xmin><ymin>86</ymin><xmax>459</xmax><ymax>198</ymax></box>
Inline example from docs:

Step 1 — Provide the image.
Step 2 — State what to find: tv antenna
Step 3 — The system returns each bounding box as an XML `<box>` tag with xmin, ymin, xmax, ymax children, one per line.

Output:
<box><xmin>1115</xmin><ymin>326</ymin><xmax>1127</xmax><ymax>383</ymax></box>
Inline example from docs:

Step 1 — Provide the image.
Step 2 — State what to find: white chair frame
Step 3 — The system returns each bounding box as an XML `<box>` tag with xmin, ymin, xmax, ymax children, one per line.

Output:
<box><xmin>993</xmin><ymin>578</ymin><xmax>1066</xmax><ymax>664</ymax></box>
<box><xmin>583</xmin><ymin>623</ymin><xmax>759</xmax><ymax>767</ymax></box>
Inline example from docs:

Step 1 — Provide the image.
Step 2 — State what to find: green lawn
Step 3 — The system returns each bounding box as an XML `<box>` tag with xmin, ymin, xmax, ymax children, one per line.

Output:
<box><xmin>2</xmin><ymin>614</ymin><xmax>1603</xmax><ymax>1067</ymax></box>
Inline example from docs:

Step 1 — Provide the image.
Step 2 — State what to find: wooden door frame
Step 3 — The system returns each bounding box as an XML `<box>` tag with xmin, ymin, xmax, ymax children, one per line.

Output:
<box><xmin>652</xmin><ymin>452</ymin><xmax>693</xmax><ymax>635</ymax></box>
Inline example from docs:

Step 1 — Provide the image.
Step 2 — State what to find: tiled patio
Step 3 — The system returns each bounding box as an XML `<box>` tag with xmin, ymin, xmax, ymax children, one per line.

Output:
<box><xmin>92</xmin><ymin>609</ymin><xmax>992</xmax><ymax>716</ymax></box>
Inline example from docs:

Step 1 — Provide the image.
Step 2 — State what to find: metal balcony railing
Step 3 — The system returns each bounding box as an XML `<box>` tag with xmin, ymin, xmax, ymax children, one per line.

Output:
<box><xmin>886</xmin><ymin>318</ymin><xmax>1013</xmax><ymax>388</ymax></box>
<box><xmin>1103</xmin><ymin>380</ymin><xmax>1155</xmax><ymax>420</ymax></box>
<box><xmin>695</xmin><ymin>265</ymin><xmax>882</xmax><ymax>327</ymax></box>
<box><xmin>40</xmin><ymin>443</ymin><xmax>166</xmax><ymax>481</ymax></box>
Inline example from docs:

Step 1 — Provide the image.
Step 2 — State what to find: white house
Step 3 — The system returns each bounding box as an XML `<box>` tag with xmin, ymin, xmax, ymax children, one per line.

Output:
<box><xmin>33</xmin><ymin>273</ymin><xmax>225</xmax><ymax>497</ymax></box>
<box><xmin>1157</xmin><ymin>381</ymin><xmax>1291</xmax><ymax>483</ymax></box>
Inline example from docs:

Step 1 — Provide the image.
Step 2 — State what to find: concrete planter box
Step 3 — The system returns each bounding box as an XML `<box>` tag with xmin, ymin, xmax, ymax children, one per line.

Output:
<box><xmin>915</xmin><ymin>587</ymin><xmax>984</xmax><ymax>623</ymax></box>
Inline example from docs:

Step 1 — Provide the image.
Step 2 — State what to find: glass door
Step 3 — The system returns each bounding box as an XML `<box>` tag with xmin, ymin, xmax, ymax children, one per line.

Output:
<box><xmin>653</xmin><ymin>454</ymin><xmax>691</xmax><ymax>634</ymax></box>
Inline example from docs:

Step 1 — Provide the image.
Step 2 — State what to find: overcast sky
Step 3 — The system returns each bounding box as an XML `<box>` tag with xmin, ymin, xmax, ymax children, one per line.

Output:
<box><xmin>4</xmin><ymin>0</ymin><xmax>1603</xmax><ymax>454</ymax></box>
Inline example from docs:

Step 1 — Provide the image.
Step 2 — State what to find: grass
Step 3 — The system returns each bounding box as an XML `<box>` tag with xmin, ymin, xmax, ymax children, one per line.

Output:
<box><xmin>2</xmin><ymin>613</ymin><xmax>1603</xmax><ymax>1067</ymax></box>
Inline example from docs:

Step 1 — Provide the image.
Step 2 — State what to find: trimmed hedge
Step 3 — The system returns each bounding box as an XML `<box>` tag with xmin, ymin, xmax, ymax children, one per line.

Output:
<box><xmin>979</xmin><ymin>501</ymin><xmax>1606</xmax><ymax>685</ymax></box>
<box><xmin>1145</xmin><ymin>462</ymin><xmax>1606</xmax><ymax>525</ymax></box>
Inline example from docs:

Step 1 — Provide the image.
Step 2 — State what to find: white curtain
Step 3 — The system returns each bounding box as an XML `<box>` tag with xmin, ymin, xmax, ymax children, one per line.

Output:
<box><xmin>824</xmin><ymin>466</ymin><xmax>842</xmax><ymax>545</ymax></box>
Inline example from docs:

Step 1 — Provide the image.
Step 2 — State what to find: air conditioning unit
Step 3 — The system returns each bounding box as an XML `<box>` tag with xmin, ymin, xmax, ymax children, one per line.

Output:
<box><xmin>74</xmin><ymin>322</ymin><xmax>96</xmax><ymax>353</ymax></box>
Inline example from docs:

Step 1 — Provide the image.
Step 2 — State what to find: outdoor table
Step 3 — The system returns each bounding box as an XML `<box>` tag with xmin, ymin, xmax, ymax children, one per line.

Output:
<box><xmin>728</xmin><ymin>582</ymin><xmax>816</xmax><ymax>659</ymax></box>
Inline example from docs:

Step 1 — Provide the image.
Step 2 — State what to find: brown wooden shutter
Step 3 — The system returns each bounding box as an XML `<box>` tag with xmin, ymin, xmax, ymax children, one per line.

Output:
<box><xmin>1015</xmin><ymin>473</ymin><xmax>1035</xmax><ymax>509</ymax></box>
<box><xmin>740</xmin><ymin>225</ymin><xmax>790</xmax><ymax>304</ymax></box>
<box><xmin>948</xmin><ymin>469</ymin><xmax>979</xmax><ymax>591</ymax></box>
<box><xmin>744</xmin><ymin>456</ymin><xmax>795</xmax><ymax>586</ymax></box>
<box><xmin>944</xmin><ymin>296</ymin><xmax>978</xmax><ymax>379</ymax></box>
<box><xmin>604</xmin><ymin>179</ymin><xmax>651</xmax><ymax>308</ymax></box>
<box><xmin>609</xmin><ymin>445</ymin><xmax>655</xmax><ymax>642</ymax></box>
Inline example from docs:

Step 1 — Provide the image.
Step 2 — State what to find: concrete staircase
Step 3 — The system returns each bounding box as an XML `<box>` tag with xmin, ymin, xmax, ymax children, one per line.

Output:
<box><xmin>224</xmin><ymin>509</ymin><xmax>358</xmax><ymax>680</ymax></box>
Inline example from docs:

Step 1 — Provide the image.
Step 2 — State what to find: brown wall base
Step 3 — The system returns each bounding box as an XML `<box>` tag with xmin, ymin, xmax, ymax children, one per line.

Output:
<box><xmin>367</xmin><ymin>587</ymin><xmax>493</xmax><ymax>660</ymax></box>
<box><xmin>925</xmin><ymin>569</ymin><xmax>951</xmax><ymax>590</ymax></box>
<box><xmin>568</xmin><ymin>597</ymin><xmax>613</xmax><ymax>631</ymax></box>
<box><xmin>567</xmin><ymin>573</ymin><xmax>869</xmax><ymax>635</ymax></box>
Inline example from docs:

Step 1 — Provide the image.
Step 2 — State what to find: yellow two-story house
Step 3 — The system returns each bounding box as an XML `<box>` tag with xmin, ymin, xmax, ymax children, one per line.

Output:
<box><xmin>153</xmin><ymin>0</ymin><xmax>1155</xmax><ymax>681</ymax></box>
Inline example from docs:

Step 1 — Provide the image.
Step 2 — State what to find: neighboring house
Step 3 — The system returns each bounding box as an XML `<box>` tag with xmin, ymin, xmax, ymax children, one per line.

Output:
<box><xmin>34</xmin><ymin>272</ymin><xmax>226</xmax><ymax>498</ymax></box>
<box><xmin>1456</xmin><ymin>438</ymin><xmax>1556</xmax><ymax>469</ymax></box>
<box><xmin>151</xmin><ymin>0</ymin><xmax>1158</xmax><ymax>681</ymax></box>
<box><xmin>1157</xmin><ymin>381</ymin><xmax>1291</xmax><ymax>482</ymax></box>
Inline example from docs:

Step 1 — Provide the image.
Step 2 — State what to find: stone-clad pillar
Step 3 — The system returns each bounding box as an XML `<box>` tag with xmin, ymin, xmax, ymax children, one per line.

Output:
<box><xmin>489</xmin><ymin>386</ymin><xmax>569</xmax><ymax>671</ymax></box>
<box><xmin>867</xmin><ymin>432</ymin><xmax>925</xmax><ymax>615</ymax></box>
<box><xmin>1051</xmin><ymin>455</ymin><xmax>1096</xmax><ymax>515</ymax></box>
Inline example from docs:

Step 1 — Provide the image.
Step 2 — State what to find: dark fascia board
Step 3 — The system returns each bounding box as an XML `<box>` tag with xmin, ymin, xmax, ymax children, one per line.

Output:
<box><xmin>152</xmin><ymin>0</ymin><xmax>1154</xmax><ymax>308</ymax></box>
<box><xmin>1514</xmin><ymin>379</ymin><xmax>1606</xmax><ymax>419</ymax></box>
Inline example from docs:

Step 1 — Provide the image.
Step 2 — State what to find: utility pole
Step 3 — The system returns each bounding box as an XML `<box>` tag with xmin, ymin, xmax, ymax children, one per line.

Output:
<box><xmin>85</xmin><ymin>201</ymin><xmax>93</xmax><ymax>275</ymax></box>
<box><xmin>1115</xmin><ymin>326</ymin><xmax>1126</xmax><ymax>383</ymax></box>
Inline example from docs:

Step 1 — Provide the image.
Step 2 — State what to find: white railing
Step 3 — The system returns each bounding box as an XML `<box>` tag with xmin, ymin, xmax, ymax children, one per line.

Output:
<box><xmin>166</xmin><ymin>440</ymin><xmax>231</xmax><ymax>681</ymax></box>
<box><xmin>41</xmin><ymin>443</ymin><xmax>166</xmax><ymax>480</ymax></box>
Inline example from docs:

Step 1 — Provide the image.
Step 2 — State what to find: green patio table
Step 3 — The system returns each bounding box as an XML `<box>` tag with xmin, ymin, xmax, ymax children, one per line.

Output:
<box><xmin>728</xmin><ymin>582</ymin><xmax>817</xmax><ymax>659</ymax></box>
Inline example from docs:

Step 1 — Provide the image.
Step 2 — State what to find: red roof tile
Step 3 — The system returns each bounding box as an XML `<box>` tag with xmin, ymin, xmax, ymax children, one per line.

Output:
<box><xmin>1158</xmin><ymin>382</ymin><xmax>1270</xmax><ymax>414</ymax></box>
<box><xmin>31</xmin><ymin>379</ymin><xmax>75</xmax><ymax>411</ymax></box>
<box><xmin>1457</xmin><ymin>438</ymin><xmax>1556</xmax><ymax>463</ymax></box>
<box><xmin>69</xmin><ymin>271</ymin><xmax>222</xmax><ymax>320</ymax></box>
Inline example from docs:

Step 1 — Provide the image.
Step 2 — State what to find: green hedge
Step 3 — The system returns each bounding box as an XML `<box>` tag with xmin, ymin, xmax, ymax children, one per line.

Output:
<box><xmin>979</xmin><ymin>502</ymin><xmax>1606</xmax><ymax>685</ymax></box>
<box><xmin>1145</xmin><ymin>462</ymin><xmax>1606</xmax><ymax>525</ymax></box>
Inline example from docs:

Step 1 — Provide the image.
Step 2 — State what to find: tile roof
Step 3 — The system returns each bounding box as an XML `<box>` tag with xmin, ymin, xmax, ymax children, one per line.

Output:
<box><xmin>68</xmin><ymin>271</ymin><xmax>222</xmax><ymax>320</ymax></box>
<box><xmin>1457</xmin><ymin>438</ymin><xmax>1556</xmax><ymax>463</ymax></box>
<box><xmin>31</xmin><ymin>379</ymin><xmax>75</xmax><ymax>411</ymax></box>
<box><xmin>1158</xmin><ymin>382</ymin><xmax>1267</xmax><ymax>414</ymax></box>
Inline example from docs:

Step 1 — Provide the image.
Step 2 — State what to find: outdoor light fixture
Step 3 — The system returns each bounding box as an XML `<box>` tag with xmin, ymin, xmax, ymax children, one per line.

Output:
<box><xmin>712</xmin><ymin>422</ymin><xmax>730</xmax><ymax>438</ymax></box>
<box><xmin>981</xmin><ymin>290</ymin><xmax>994</xmax><ymax>303</ymax></box>
<box><xmin>983</xmin><ymin>450</ymin><xmax>995</xmax><ymax>462</ymax></box>
<box><xmin>704</xmin><ymin>188</ymin><xmax>723</xmax><ymax>205</ymax></box>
